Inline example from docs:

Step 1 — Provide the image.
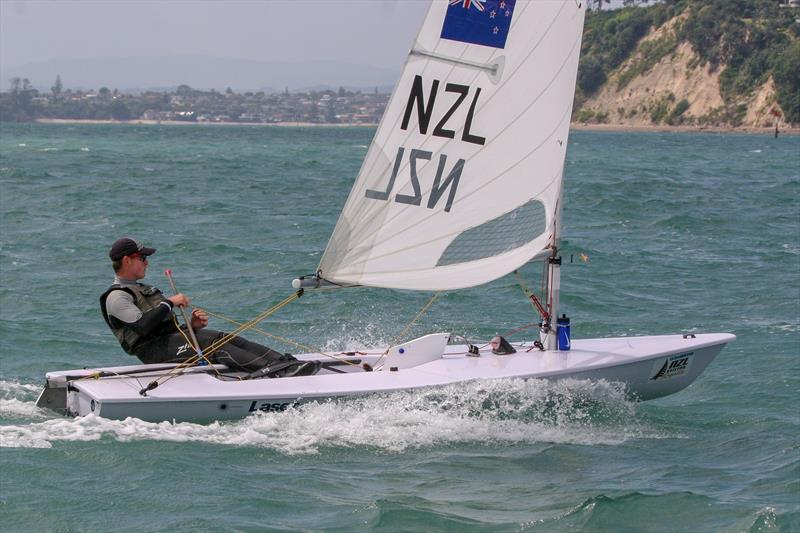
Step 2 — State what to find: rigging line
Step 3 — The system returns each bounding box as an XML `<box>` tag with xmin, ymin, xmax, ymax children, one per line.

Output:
<box><xmin>200</xmin><ymin>292</ymin><xmax>301</xmax><ymax>358</ymax></box>
<box><xmin>121</xmin><ymin>316</ymin><xmax>211</xmax><ymax>390</ymax></box>
<box><xmin>147</xmin><ymin>292</ymin><xmax>303</xmax><ymax>390</ymax></box>
<box><xmin>514</xmin><ymin>269</ymin><xmax>548</xmax><ymax>319</ymax></box>
<box><xmin>170</xmin><ymin>314</ymin><xmax>216</xmax><ymax>369</ymax></box>
<box><xmin>379</xmin><ymin>292</ymin><xmax>441</xmax><ymax>363</ymax></box>
<box><xmin>75</xmin><ymin>367</ymin><xmax>147</xmax><ymax>393</ymax></box>
<box><xmin>202</xmin><ymin>293</ymin><xmax>300</xmax><ymax>354</ymax></box>
<box><xmin>197</xmin><ymin>307</ymin><xmax>360</xmax><ymax>367</ymax></box>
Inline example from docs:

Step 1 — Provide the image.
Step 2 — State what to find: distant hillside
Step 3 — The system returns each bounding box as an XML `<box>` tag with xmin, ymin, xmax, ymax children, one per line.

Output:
<box><xmin>0</xmin><ymin>56</ymin><xmax>398</xmax><ymax>94</ymax></box>
<box><xmin>575</xmin><ymin>0</ymin><xmax>800</xmax><ymax>127</ymax></box>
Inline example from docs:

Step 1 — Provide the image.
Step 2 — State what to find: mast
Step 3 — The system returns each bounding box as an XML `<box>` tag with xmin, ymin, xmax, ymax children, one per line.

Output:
<box><xmin>544</xmin><ymin>165</ymin><xmax>565</xmax><ymax>351</ymax></box>
<box><xmin>545</xmin><ymin>249</ymin><xmax>561</xmax><ymax>350</ymax></box>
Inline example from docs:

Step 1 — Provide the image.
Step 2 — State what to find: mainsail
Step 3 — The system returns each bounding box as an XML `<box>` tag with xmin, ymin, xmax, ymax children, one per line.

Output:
<box><xmin>319</xmin><ymin>0</ymin><xmax>586</xmax><ymax>291</ymax></box>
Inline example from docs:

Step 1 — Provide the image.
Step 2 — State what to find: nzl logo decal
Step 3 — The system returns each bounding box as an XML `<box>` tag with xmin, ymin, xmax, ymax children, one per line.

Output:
<box><xmin>650</xmin><ymin>352</ymin><xmax>694</xmax><ymax>381</ymax></box>
<box><xmin>365</xmin><ymin>75</ymin><xmax>485</xmax><ymax>214</ymax></box>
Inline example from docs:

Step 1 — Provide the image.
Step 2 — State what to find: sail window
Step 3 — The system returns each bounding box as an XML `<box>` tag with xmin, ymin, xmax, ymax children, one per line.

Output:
<box><xmin>436</xmin><ymin>199</ymin><xmax>546</xmax><ymax>266</ymax></box>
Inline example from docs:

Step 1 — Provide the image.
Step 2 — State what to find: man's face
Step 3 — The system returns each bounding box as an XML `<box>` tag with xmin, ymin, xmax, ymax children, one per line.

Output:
<box><xmin>126</xmin><ymin>253</ymin><xmax>149</xmax><ymax>279</ymax></box>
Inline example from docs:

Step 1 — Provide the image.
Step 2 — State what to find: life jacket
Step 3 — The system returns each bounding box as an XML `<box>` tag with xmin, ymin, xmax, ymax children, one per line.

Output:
<box><xmin>99</xmin><ymin>282</ymin><xmax>174</xmax><ymax>354</ymax></box>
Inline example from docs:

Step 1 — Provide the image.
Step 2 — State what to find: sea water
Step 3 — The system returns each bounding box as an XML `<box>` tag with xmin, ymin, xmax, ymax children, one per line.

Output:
<box><xmin>0</xmin><ymin>123</ymin><xmax>797</xmax><ymax>531</ymax></box>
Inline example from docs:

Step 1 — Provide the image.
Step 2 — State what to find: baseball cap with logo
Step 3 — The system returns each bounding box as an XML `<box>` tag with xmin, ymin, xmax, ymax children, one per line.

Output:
<box><xmin>109</xmin><ymin>237</ymin><xmax>157</xmax><ymax>261</ymax></box>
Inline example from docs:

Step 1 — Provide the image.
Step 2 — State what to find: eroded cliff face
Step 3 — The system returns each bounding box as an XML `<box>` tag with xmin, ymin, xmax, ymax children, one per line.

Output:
<box><xmin>577</xmin><ymin>16</ymin><xmax>785</xmax><ymax>128</ymax></box>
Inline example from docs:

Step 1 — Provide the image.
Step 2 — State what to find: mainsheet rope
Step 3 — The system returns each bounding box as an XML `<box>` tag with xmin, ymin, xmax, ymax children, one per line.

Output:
<box><xmin>137</xmin><ymin>290</ymin><xmax>305</xmax><ymax>392</ymax></box>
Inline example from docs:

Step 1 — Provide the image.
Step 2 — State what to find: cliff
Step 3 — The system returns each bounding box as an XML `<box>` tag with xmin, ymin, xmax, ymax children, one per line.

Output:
<box><xmin>574</xmin><ymin>0</ymin><xmax>800</xmax><ymax>128</ymax></box>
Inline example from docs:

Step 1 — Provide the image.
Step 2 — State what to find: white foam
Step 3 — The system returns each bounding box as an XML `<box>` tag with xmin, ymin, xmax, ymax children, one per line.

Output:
<box><xmin>0</xmin><ymin>398</ymin><xmax>48</xmax><ymax>419</ymax></box>
<box><xmin>0</xmin><ymin>381</ymin><xmax>41</xmax><ymax>397</ymax></box>
<box><xmin>0</xmin><ymin>379</ymin><xmax>664</xmax><ymax>453</ymax></box>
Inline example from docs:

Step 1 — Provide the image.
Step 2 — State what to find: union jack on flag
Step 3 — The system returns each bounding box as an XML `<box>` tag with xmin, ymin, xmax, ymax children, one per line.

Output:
<box><xmin>449</xmin><ymin>0</ymin><xmax>486</xmax><ymax>11</ymax></box>
<box><xmin>441</xmin><ymin>0</ymin><xmax>516</xmax><ymax>49</ymax></box>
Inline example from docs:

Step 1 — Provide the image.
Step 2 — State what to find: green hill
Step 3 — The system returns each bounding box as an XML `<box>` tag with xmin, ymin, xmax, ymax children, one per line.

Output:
<box><xmin>576</xmin><ymin>0</ymin><xmax>800</xmax><ymax>127</ymax></box>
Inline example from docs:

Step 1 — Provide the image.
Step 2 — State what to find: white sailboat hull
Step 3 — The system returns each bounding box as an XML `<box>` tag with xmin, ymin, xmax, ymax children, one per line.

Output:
<box><xmin>37</xmin><ymin>333</ymin><xmax>734</xmax><ymax>423</ymax></box>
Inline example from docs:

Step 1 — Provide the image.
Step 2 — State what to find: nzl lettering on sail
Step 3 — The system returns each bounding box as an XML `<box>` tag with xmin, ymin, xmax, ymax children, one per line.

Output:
<box><xmin>365</xmin><ymin>75</ymin><xmax>485</xmax><ymax>213</ymax></box>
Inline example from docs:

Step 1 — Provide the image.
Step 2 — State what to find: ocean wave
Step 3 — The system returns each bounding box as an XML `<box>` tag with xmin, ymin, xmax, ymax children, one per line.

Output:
<box><xmin>0</xmin><ymin>378</ymin><xmax>664</xmax><ymax>453</ymax></box>
<box><xmin>0</xmin><ymin>380</ymin><xmax>40</xmax><ymax>399</ymax></box>
<box><xmin>0</xmin><ymin>398</ymin><xmax>49</xmax><ymax>419</ymax></box>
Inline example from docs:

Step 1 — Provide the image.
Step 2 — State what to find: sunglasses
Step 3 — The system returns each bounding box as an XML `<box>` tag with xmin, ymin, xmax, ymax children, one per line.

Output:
<box><xmin>130</xmin><ymin>254</ymin><xmax>149</xmax><ymax>263</ymax></box>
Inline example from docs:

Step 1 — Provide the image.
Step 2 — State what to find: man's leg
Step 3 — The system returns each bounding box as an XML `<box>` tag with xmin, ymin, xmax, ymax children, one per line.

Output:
<box><xmin>195</xmin><ymin>329</ymin><xmax>290</xmax><ymax>372</ymax></box>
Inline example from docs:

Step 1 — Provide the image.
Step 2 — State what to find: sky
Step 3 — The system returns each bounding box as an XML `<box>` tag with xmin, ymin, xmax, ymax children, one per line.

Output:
<box><xmin>0</xmin><ymin>0</ymin><xmax>431</xmax><ymax>70</ymax></box>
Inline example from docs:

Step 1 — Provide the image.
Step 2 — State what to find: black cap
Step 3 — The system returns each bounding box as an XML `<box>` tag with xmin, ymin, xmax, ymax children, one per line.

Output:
<box><xmin>109</xmin><ymin>237</ymin><xmax>156</xmax><ymax>261</ymax></box>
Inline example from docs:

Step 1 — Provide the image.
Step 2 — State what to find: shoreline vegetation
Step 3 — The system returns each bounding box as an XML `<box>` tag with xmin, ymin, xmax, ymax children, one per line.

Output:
<box><xmin>4</xmin><ymin>2</ymin><xmax>798</xmax><ymax>131</ymax></box>
<box><xmin>30</xmin><ymin>117</ymin><xmax>800</xmax><ymax>135</ymax></box>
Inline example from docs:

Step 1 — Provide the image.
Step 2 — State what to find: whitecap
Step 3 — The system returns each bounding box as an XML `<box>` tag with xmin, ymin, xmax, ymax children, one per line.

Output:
<box><xmin>781</xmin><ymin>244</ymin><xmax>799</xmax><ymax>255</ymax></box>
<box><xmin>0</xmin><ymin>398</ymin><xmax>48</xmax><ymax>419</ymax></box>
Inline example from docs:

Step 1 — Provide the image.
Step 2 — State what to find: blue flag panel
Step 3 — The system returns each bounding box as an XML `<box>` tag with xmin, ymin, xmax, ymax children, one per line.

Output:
<box><xmin>440</xmin><ymin>0</ymin><xmax>517</xmax><ymax>49</ymax></box>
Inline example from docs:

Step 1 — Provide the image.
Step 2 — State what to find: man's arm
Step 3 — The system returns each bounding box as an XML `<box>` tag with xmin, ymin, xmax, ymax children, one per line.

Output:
<box><xmin>105</xmin><ymin>289</ymin><xmax>174</xmax><ymax>337</ymax></box>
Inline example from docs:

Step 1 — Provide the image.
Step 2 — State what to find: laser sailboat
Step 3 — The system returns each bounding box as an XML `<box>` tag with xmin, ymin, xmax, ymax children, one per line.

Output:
<box><xmin>37</xmin><ymin>0</ymin><xmax>733</xmax><ymax>423</ymax></box>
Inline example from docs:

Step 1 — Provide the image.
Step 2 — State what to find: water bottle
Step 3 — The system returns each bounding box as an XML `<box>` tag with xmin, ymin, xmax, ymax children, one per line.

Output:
<box><xmin>557</xmin><ymin>314</ymin><xmax>571</xmax><ymax>351</ymax></box>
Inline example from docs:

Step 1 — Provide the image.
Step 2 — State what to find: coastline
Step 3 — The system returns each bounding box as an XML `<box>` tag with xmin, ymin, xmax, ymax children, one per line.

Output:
<box><xmin>30</xmin><ymin>117</ymin><xmax>800</xmax><ymax>134</ymax></box>
<box><xmin>570</xmin><ymin>122</ymin><xmax>800</xmax><ymax>135</ymax></box>
<box><xmin>33</xmin><ymin>118</ymin><xmax>379</xmax><ymax>128</ymax></box>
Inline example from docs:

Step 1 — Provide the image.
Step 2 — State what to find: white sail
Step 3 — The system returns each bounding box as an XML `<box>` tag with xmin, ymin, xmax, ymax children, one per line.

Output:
<box><xmin>319</xmin><ymin>0</ymin><xmax>586</xmax><ymax>291</ymax></box>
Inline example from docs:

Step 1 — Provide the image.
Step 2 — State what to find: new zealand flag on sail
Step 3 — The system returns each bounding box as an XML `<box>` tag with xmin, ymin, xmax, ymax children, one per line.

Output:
<box><xmin>440</xmin><ymin>0</ymin><xmax>516</xmax><ymax>49</ymax></box>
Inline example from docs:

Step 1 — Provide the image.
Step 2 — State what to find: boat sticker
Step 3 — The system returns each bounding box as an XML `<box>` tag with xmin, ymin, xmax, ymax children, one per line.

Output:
<box><xmin>650</xmin><ymin>352</ymin><xmax>694</xmax><ymax>381</ymax></box>
<box><xmin>441</xmin><ymin>0</ymin><xmax>516</xmax><ymax>49</ymax></box>
<box><xmin>248</xmin><ymin>400</ymin><xmax>299</xmax><ymax>413</ymax></box>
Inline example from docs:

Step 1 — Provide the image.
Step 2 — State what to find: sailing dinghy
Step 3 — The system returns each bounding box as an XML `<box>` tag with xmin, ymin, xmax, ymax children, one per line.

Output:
<box><xmin>37</xmin><ymin>0</ymin><xmax>733</xmax><ymax>423</ymax></box>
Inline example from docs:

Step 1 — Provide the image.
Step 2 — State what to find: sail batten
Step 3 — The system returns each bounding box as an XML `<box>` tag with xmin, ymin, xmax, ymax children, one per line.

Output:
<box><xmin>319</xmin><ymin>0</ymin><xmax>586</xmax><ymax>291</ymax></box>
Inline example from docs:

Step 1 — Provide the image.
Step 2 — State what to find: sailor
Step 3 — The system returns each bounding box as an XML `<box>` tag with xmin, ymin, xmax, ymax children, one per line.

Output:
<box><xmin>100</xmin><ymin>236</ymin><xmax>313</xmax><ymax>377</ymax></box>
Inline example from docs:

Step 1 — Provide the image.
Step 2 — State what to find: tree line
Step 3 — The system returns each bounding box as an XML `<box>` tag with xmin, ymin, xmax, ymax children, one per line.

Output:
<box><xmin>578</xmin><ymin>0</ymin><xmax>800</xmax><ymax>124</ymax></box>
<box><xmin>2</xmin><ymin>0</ymin><xmax>798</xmax><ymax>125</ymax></box>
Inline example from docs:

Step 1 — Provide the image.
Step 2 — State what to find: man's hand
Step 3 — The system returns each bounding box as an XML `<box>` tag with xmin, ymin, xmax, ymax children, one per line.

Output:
<box><xmin>191</xmin><ymin>308</ymin><xmax>209</xmax><ymax>330</ymax></box>
<box><xmin>168</xmin><ymin>293</ymin><xmax>190</xmax><ymax>308</ymax></box>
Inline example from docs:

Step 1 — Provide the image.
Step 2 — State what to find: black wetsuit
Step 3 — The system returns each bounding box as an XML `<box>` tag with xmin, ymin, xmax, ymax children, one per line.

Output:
<box><xmin>100</xmin><ymin>277</ymin><xmax>289</xmax><ymax>372</ymax></box>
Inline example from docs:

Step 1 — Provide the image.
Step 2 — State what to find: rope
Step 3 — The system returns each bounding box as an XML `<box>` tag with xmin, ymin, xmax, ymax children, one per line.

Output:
<box><xmin>384</xmin><ymin>292</ymin><xmax>441</xmax><ymax>354</ymax></box>
<box><xmin>198</xmin><ymin>306</ymin><xmax>361</xmax><ymax>368</ymax></box>
<box><xmin>170</xmin><ymin>314</ymin><xmax>215</xmax><ymax>368</ymax></box>
<box><xmin>141</xmin><ymin>291</ymin><xmax>304</xmax><ymax>392</ymax></box>
<box><xmin>367</xmin><ymin>292</ymin><xmax>441</xmax><ymax>370</ymax></box>
<box><xmin>514</xmin><ymin>269</ymin><xmax>549</xmax><ymax>321</ymax></box>
<box><xmin>200</xmin><ymin>291</ymin><xmax>302</xmax><ymax>358</ymax></box>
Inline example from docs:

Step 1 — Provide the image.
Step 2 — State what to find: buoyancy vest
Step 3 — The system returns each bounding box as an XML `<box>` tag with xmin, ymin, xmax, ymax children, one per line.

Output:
<box><xmin>100</xmin><ymin>282</ymin><xmax>174</xmax><ymax>354</ymax></box>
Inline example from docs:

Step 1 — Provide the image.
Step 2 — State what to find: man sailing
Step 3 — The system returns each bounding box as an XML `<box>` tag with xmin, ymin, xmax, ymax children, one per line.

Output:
<box><xmin>100</xmin><ymin>236</ymin><xmax>315</xmax><ymax>378</ymax></box>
